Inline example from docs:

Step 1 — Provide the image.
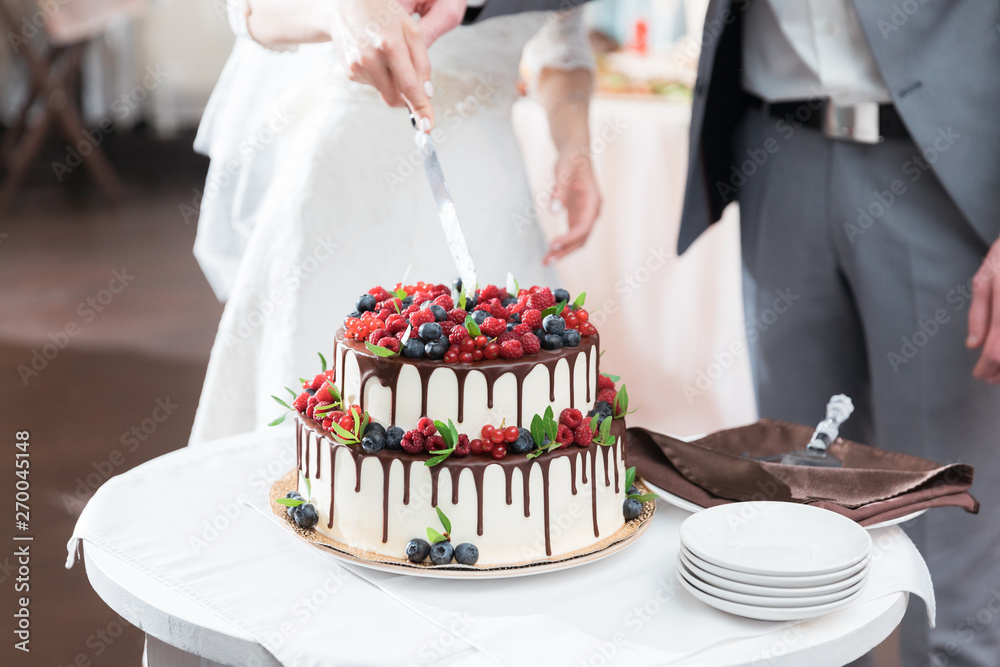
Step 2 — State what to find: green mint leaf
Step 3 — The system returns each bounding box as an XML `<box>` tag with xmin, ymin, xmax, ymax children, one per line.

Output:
<box><xmin>303</xmin><ymin>474</ymin><xmax>312</xmax><ymax>500</ymax></box>
<box><xmin>394</xmin><ymin>287</ymin><xmax>407</xmax><ymax>300</ymax></box>
<box><xmin>365</xmin><ymin>341</ymin><xmax>399</xmax><ymax>357</ymax></box>
<box><xmin>358</xmin><ymin>411</ymin><xmax>370</xmax><ymax>438</ymax></box>
<box><xmin>628</xmin><ymin>493</ymin><xmax>660</xmax><ymax>503</ymax></box>
<box><xmin>427</xmin><ymin>527</ymin><xmax>448</xmax><ymax>544</ymax></box>
<box><xmin>299</xmin><ymin>377</ymin><xmax>309</xmax><ymax>386</ymax></box>
<box><xmin>271</xmin><ymin>395</ymin><xmax>291</xmax><ymax>410</ymax></box>
<box><xmin>318</xmin><ymin>352</ymin><xmax>328</xmax><ymax>373</ymax></box>
<box><xmin>275</xmin><ymin>498</ymin><xmax>304</xmax><ymax>507</ymax></box>
<box><xmin>458</xmin><ymin>290</ymin><xmax>466</xmax><ymax>311</ymax></box>
<box><xmin>268</xmin><ymin>414</ymin><xmax>288</xmax><ymax>427</ymax></box>
<box><xmin>464</xmin><ymin>315</ymin><xmax>481</xmax><ymax>337</ymax></box>
<box><xmin>530</xmin><ymin>414</ymin><xmax>545</xmax><ymax>448</ymax></box>
<box><xmin>603</xmin><ymin>374</ymin><xmax>621</xmax><ymax>383</ymax></box>
<box><xmin>424</xmin><ymin>448</ymin><xmax>456</xmax><ymax>466</ymax></box>
<box><xmin>601</xmin><ymin>415</ymin><xmax>613</xmax><ymax>439</ymax></box>
<box><xmin>331</xmin><ymin>421</ymin><xmax>358</xmax><ymax>443</ymax></box>
<box><xmin>433</xmin><ymin>420</ymin><xmax>456</xmax><ymax>449</ymax></box>
<box><xmin>625</xmin><ymin>466</ymin><xmax>636</xmax><ymax>491</ymax></box>
<box><xmin>324</xmin><ymin>380</ymin><xmax>342</xmax><ymax>405</ymax></box>
<box><xmin>286</xmin><ymin>386</ymin><xmax>298</xmax><ymax>399</ymax></box>
<box><xmin>613</xmin><ymin>385</ymin><xmax>629</xmax><ymax>418</ymax></box>
<box><xmin>572</xmin><ymin>292</ymin><xmax>586</xmax><ymax>309</ymax></box>
<box><xmin>543</xmin><ymin>405</ymin><xmax>554</xmax><ymax>422</ymax></box>
<box><xmin>436</xmin><ymin>507</ymin><xmax>452</xmax><ymax>534</ymax></box>
<box><xmin>589</xmin><ymin>414</ymin><xmax>599</xmax><ymax>431</ymax></box>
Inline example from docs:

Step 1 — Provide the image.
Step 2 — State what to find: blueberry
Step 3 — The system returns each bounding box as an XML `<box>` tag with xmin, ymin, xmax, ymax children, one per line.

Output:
<box><xmin>305</xmin><ymin>387</ymin><xmax>317</xmax><ymax>396</ymax></box>
<box><xmin>627</xmin><ymin>485</ymin><xmax>639</xmax><ymax>496</ymax></box>
<box><xmin>364</xmin><ymin>421</ymin><xmax>386</xmax><ymax>437</ymax></box>
<box><xmin>285</xmin><ymin>491</ymin><xmax>304</xmax><ymax>500</ymax></box>
<box><xmin>429</xmin><ymin>304</ymin><xmax>447</xmax><ymax>322</ymax></box>
<box><xmin>453</xmin><ymin>277</ymin><xmax>463</xmax><ymax>293</ymax></box>
<box><xmin>429</xmin><ymin>541</ymin><xmax>455</xmax><ymax>565</ymax></box>
<box><xmin>553</xmin><ymin>288</ymin><xmax>571</xmax><ymax>304</ymax></box>
<box><xmin>386</xmin><ymin>426</ymin><xmax>405</xmax><ymax>451</ymax></box>
<box><xmin>561</xmin><ymin>329</ymin><xmax>581</xmax><ymax>347</ymax></box>
<box><xmin>594</xmin><ymin>400</ymin><xmax>613</xmax><ymax>417</ymax></box>
<box><xmin>406</xmin><ymin>538</ymin><xmax>431</xmax><ymax>563</ymax></box>
<box><xmin>541</xmin><ymin>334</ymin><xmax>563</xmax><ymax>350</ymax></box>
<box><xmin>510</xmin><ymin>427</ymin><xmax>534</xmax><ymax>454</ymax></box>
<box><xmin>424</xmin><ymin>340</ymin><xmax>448</xmax><ymax>360</ymax></box>
<box><xmin>348</xmin><ymin>310</ymin><xmax>362</xmax><ymax>319</ymax></box>
<box><xmin>586</xmin><ymin>408</ymin><xmax>606</xmax><ymax>425</ymax></box>
<box><xmin>401</xmin><ymin>295</ymin><xmax>414</xmax><ymax>308</ymax></box>
<box><xmin>623</xmin><ymin>498</ymin><xmax>643</xmax><ymax>521</ymax></box>
<box><xmin>361</xmin><ymin>430</ymin><xmax>385</xmax><ymax>454</ymax></box>
<box><xmin>543</xmin><ymin>314</ymin><xmax>566</xmax><ymax>334</ymax></box>
<box><xmin>454</xmin><ymin>543</ymin><xmax>479</xmax><ymax>566</ymax></box>
<box><xmin>506</xmin><ymin>322</ymin><xmax>515</xmax><ymax>332</ymax></box>
<box><xmin>294</xmin><ymin>503</ymin><xmax>319</xmax><ymax>529</ymax></box>
<box><xmin>508</xmin><ymin>312</ymin><xmax>521</xmax><ymax>324</ymax></box>
<box><xmin>357</xmin><ymin>294</ymin><xmax>377</xmax><ymax>312</ymax></box>
<box><xmin>418</xmin><ymin>322</ymin><xmax>442</xmax><ymax>342</ymax></box>
<box><xmin>464</xmin><ymin>294</ymin><xmax>477</xmax><ymax>311</ymax></box>
<box><xmin>471</xmin><ymin>310</ymin><xmax>489</xmax><ymax>325</ymax></box>
<box><xmin>403</xmin><ymin>337</ymin><xmax>425</xmax><ymax>358</ymax></box>
<box><xmin>502</xmin><ymin>297</ymin><xmax>517</xmax><ymax>307</ymax></box>
<box><xmin>533</xmin><ymin>328</ymin><xmax>545</xmax><ymax>339</ymax></box>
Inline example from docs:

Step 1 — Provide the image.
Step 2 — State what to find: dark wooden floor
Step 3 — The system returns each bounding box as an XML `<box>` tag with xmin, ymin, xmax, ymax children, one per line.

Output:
<box><xmin>0</xmin><ymin>130</ymin><xmax>224</xmax><ymax>666</ymax></box>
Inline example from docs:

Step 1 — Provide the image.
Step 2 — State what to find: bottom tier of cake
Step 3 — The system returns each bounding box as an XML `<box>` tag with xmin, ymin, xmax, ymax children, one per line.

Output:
<box><xmin>295</xmin><ymin>418</ymin><xmax>628</xmax><ymax>566</ymax></box>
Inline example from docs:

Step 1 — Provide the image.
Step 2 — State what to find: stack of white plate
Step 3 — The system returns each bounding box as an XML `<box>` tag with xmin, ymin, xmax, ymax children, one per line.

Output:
<box><xmin>677</xmin><ymin>502</ymin><xmax>873</xmax><ymax>621</ymax></box>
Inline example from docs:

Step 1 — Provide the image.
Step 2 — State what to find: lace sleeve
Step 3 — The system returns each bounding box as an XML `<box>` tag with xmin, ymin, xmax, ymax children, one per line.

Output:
<box><xmin>521</xmin><ymin>7</ymin><xmax>595</xmax><ymax>84</ymax></box>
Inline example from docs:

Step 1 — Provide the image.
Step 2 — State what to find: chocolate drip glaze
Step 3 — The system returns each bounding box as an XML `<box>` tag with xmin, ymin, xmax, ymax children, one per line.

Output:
<box><xmin>589</xmin><ymin>449</ymin><xmax>599</xmax><ymax>537</ymax></box>
<box><xmin>568</xmin><ymin>357</ymin><xmax>575</xmax><ymax>408</ymax></box>
<box><xmin>315</xmin><ymin>429</ymin><xmax>321</xmax><ymax>479</ymax></box>
<box><xmin>335</xmin><ymin>331</ymin><xmax>599</xmax><ymax>431</ymax></box>
<box><xmin>327</xmin><ymin>447</ymin><xmax>337</xmax><ymax>529</ymax></box>
<box><xmin>297</xmin><ymin>407</ymin><xmax>622</xmax><ymax>555</ymax></box>
<box><xmin>568</xmin><ymin>454</ymin><xmax>578</xmax><ymax>495</ymax></box>
<box><xmin>296</xmin><ymin>423</ymin><xmax>302</xmax><ymax>471</ymax></box>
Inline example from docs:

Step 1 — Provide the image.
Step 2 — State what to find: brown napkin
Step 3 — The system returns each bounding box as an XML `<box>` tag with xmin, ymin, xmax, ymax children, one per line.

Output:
<box><xmin>628</xmin><ymin>419</ymin><xmax>979</xmax><ymax>526</ymax></box>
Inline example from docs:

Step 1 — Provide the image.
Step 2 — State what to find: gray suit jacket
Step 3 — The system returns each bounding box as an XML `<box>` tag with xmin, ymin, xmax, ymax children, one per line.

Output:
<box><xmin>474</xmin><ymin>0</ymin><xmax>1000</xmax><ymax>254</ymax></box>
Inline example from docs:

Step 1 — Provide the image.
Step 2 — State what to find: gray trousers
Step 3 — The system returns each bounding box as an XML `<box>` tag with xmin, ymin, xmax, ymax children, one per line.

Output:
<box><xmin>735</xmin><ymin>104</ymin><xmax>1000</xmax><ymax>667</ymax></box>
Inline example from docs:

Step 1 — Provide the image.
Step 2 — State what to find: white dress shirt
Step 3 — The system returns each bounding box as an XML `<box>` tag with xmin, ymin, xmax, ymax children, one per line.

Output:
<box><xmin>742</xmin><ymin>0</ymin><xmax>892</xmax><ymax>105</ymax></box>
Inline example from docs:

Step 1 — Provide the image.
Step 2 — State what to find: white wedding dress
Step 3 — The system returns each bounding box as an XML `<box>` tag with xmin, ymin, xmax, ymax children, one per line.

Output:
<box><xmin>188</xmin><ymin>8</ymin><xmax>594</xmax><ymax>445</ymax></box>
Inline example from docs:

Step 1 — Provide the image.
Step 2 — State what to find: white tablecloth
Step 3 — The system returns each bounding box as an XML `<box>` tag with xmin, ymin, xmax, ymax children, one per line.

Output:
<box><xmin>68</xmin><ymin>430</ymin><xmax>934</xmax><ymax>666</ymax></box>
<box><xmin>513</xmin><ymin>96</ymin><xmax>756</xmax><ymax>437</ymax></box>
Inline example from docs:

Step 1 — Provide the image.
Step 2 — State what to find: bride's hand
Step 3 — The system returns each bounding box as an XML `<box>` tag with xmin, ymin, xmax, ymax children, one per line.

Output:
<box><xmin>333</xmin><ymin>0</ymin><xmax>467</xmax><ymax>131</ymax></box>
<box><xmin>544</xmin><ymin>153</ymin><xmax>602</xmax><ymax>265</ymax></box>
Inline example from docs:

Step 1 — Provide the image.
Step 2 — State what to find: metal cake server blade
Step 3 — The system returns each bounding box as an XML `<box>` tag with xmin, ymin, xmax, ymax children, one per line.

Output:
<box><xmin>779</xmin><ymin>394</ymin><xmax>854</xmax><ymax>468</ymax></box>
<box><xmin>412</xmin><ymin>117</ymin><xmax>478</xmax><ymax>299</ymax></box>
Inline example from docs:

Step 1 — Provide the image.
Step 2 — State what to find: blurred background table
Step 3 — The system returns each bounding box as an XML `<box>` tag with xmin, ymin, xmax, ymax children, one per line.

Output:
<box><xmin>515</xmin><ymin>94</ymin><xmax>756</xmax><ymax>438</ymax></box>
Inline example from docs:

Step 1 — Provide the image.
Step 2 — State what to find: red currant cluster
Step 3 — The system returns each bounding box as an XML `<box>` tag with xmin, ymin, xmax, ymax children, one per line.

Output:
<box><xmin>471</xmin><ymin>424</ymin><xmax>524</xmax><ymax>460</ymax></box>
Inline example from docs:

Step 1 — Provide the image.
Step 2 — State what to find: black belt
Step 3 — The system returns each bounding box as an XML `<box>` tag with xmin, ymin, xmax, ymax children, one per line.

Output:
<box><xmin>747</xmin><ymin>94</ymin><xmax>909</xmax><ymax>142</ymax></box>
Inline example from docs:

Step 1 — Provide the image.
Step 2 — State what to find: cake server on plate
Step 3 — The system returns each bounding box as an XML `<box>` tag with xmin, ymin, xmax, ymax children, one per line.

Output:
<box><xmin>412</xmin><ymin>116</ymin><xmax>478</xmax><ymax>299</ymax></box>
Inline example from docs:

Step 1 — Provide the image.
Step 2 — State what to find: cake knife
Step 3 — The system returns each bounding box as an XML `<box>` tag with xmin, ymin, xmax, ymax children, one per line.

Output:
<box><xmin>411</xmin><ymin>116</ymin><xmax>478</xmax><ymax>299</ymax></box>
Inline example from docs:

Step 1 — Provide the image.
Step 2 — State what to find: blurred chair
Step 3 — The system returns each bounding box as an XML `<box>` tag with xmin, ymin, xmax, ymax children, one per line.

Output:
<box><xmin>0</xmin><ymin>0</ymin><xmax>144</xmax><ymax>210</ymax></box>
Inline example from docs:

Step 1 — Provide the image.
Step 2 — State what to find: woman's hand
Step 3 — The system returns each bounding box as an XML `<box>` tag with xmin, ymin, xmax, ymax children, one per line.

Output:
<box><xmin>544</xmin><ymin>152</ymin><xmax>601</xmax><ymax>265</ymax></box>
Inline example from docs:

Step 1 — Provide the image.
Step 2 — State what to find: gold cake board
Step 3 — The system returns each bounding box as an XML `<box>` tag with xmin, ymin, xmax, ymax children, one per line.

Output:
<box><xmin>269</xmin><ymin>469</ymin><xmax>655</xmax><ymax>579</ymax></box>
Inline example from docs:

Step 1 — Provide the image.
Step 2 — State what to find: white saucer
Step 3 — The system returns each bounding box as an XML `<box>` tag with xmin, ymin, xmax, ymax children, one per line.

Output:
<box><xmin>677</xmin><ymin>550</ymin><xmax>870</xmax><ymax>597</ymax></box>
<box><xmin>680</xmin><ymin>502</ymin><xmax>872</xmax><ymax>576</ymax></box>
<box><xmin>680</xmin><ymin>546</ymin><xmax>870</xmax><ymax>588</ymax></box>
<box><xmin>646</xmin><ymin>481</ymin><xmax>927</xmax><ymax>530</ymax></box>
<box><xmin>677</xmin><ymin>559</ymin><xmax>867</xmax><ymax>607</ymax></box>
<box><xmin>676</xmin><ymin>567</ymin><xmax>866</xmax><ymax>621</ymax></box>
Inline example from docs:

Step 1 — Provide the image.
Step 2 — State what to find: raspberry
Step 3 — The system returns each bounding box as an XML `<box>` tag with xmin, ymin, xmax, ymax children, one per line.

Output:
<box><xmin>439</xmin><ymin>320</ymin><xmax>456</xmax><ymax>335</ymax></box>
<box><xmin>368</xmin><ymin>286</ymin><xmax>391</xmax><ymax>302</ymax></box>
<box><xmin>418</xmin><ymin>417</ymin><xmax>437</xmax><ymax>436</ymax></box>
<box><xmin>490</xmin><ymin>302</ymin><xmax>508</xmax><ymax>319</ymax></box>
<box><xmin>573</xmin><ymin>422</ymin><xmax>593</xmax><ymax>447</ymax></box>
<box><xmin>525</xmin><ymin>294</ymin><xmax>547</xmax><ymax>310</ymax></box>
<box><xmin>386</xmin><ymin>315</ymin><xmax>407</xmax><ymax>334</ymax></box>
<box><xmin>514</xmin><ymin>323</ymin><xmax>533</xmax><ymax>337</ymax></box>
<box><xmin>520</xmin><ymin>333</ymin><xmax>541</xmax><ymax>355</ymax></box>
<box><xmin>402</xmin><ymin>304</ymin><xmax>419</xmax><ymax>317</ymax></box>
<box><xmin>560</xmin><ymin>408</ymin><xmax>583</xmax><ymax>429</ymax></box>
<box><xmin>322</xmin><ymin>417</ymin><xmax>334</xmax><ymax>430</ymax></box>
<box><xmin>368</xmin><ymin>328</ymin><xmax>388</xmax><ymax>345</ymax></box>
<box><xmin>293</xmin><ymin>392</ymin><xmax>309</xmax><ymax>412</ymax></box>
<box><xmin>401</xmin><ymin>430</ymin><xmax>424</xmax><ymax>454</ymax></box>
<box><xmin>314</xmin><ymin>384</ymin><xmax>334</xmax><ymax>403</ymax></box>
<box><xmin>453</xmin><ymin>434</ymin><xmax>471</xmax><ymax>457</ymax></box>
<box><xmin>556</xmin><ymin>424</ymin><xmax>575</xmax><ymax>447</ymax></box>
<box><xmin>448</xmin><ymin>308</ymin><xmax>468</xmax><ymax>324</ymax></box>
<box><xmin>480</xmin><ymin>285</ymin><xmax>503</xmax><ymax>301</ymax></box>
<box><xmin>425</xmin><ymin>434</ymin><xmax>446</xmax><ymax>452</ymax></box>
<box><xmin>433</xmin><ymin>295</ymin><xmax>454</xmax><ymax>311</ymax></box>
<box><xmin>480</xmin><ymin>317</ymin><xmax>506</xmax><ymax>338</ymax></box>
<box><xmin>597</xmin><ymin>388</ymin><xmax>617</xmax><ymax>404</ymax></box>
<box><xmin>449</xmin><ymin>326</ymin><xmax>470</xmax><ymax>345</ymax></box>
<box><xmin>409</xmin><ymin>309</ymin><xmax>435</xmax><ymax>327</ymax></box>
<box><xmin>499</xmin><ymin>340</ymin><xmax>524</xmax><ymax>360</ymax></box>
<box><xmin>313</xmin><ymin>401</ymin><xmax>333</xmax><ymax>420</ymax></box>
<box><xmin>497</xmin><ymin>331</ymin><xmax>519</xmax><ymax>345</ymax></box>
<box><xmin>310</xmin><ymin>373</ymin><xmax>326</xmax><ymax>390</ymax></box>
<box><xmin>598</xmin><ymin>374</ymin><xmax>616</xmax><ymax>390</ymax></box>
<box><xmin>378</xmin><ymin>337</ymin><xmax>400</xmax><ymax>353</ymax></box>
<box><xmin>521</xmin><ymin>309</ymin><xmax>542</xmax><ymax>329</ymax></box>
<box><xmin>534</xmin><ymin>288</ymin><xmax>556</xmax><ymax>309</ymax></box>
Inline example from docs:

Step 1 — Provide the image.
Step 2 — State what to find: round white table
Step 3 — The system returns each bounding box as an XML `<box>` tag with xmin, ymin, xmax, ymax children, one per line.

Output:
<box><xmin>75</xmin><ymin>431</ymin><xmax>915</xmax><ymax>667</ymax></box>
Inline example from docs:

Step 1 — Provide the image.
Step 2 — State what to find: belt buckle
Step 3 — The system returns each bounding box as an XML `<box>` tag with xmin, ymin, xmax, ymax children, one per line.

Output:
<box><xmin>823</xmin><ymin>101</ymin><xmax>882</xmax><ymax>144</ymax></box>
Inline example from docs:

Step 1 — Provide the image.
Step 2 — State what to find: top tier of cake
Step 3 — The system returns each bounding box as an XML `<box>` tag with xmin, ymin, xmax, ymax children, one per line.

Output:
<box><xmin>332</xmin><ymin>329</ymin><xmax>600</xmax><ymax>436</ymax></box>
